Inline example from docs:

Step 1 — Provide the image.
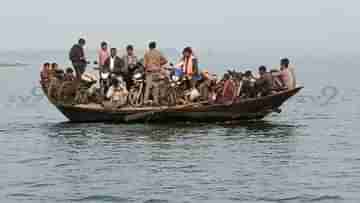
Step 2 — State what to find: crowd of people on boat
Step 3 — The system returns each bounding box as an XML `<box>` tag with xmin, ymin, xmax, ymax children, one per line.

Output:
<box><xmin>40</xmin><ymin>38</ymin><xmax>297</xmax><ymax>108</ymax></box>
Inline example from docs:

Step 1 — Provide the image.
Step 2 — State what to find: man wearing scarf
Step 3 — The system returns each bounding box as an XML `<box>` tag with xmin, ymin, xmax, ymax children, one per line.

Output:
<box><xmin>177</xmin><ymin>47</ymin><xmax>199</xmax><ymax>77</ymax></box>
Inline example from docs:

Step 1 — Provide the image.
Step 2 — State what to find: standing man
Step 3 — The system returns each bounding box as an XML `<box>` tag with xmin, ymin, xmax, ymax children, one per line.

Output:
<box><xmin>123</xmin><ymin>45</ymin><xmax>138</xmax><ymax>73</ymax></box>
<box><xmin>69</xmin><ymin>38</ymin><xmax>87</xmax><ymax>80</ymax></box>
<box><xmin>104</xmin><ymin>48</ymin><xmax>126</xmax><ymax>77</ymax></box>
<box><xmin>123</xmin><ymin>45</ymin><xmax>138</xmax><ymax>87</ymax></box>
<box><xmin>98</xmin><ymin>41</ymin><xmax>110</xmax><ymax>69</ymax></box>
<box><xmin>177</xmin><ymin>47</ymin><xmax>199</xmax><ymax>77</ymax></box>
<box><xmin>143</xmin><ymin>41</ymin><xmax>168</xmax><ymax>105</ymax></box>
<box><xmin>103</xmin><ymin>48</ymin><xmax>126</xmax><ymax>95</ymax></box>
<box><xmin>280</xmin><ymin>58</ymin><xmax>296</xmax><ymax>90</ymax></box>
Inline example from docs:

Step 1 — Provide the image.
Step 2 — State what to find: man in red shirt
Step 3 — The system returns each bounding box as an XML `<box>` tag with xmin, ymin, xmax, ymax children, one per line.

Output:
<box><xmin>98</xmin><ymin>41</ymin><xmax>110</xmax><ymax>68</ymax></box>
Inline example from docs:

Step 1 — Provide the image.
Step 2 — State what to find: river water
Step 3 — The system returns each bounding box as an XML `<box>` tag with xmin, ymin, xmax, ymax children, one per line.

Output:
<box><xmin>0</xmin><ymin>50</ymin><xmax>359</xmax><ymax>202</ymax></box>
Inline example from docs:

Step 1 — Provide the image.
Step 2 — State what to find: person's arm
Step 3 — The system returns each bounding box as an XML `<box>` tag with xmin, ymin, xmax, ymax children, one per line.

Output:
<box><xmin>232</xmin><ymin>81</ymin><xmax>238</xmax><ymax>100</ymax></box>
<box><xmin>103</xmin><ymin>58</ymin><xmax>110</xmax><ymax>72</ymax></box>
<box><xmin>106</xmin><ymin>86</ymin><xmax>114</xmax><ymax>99</ymax></box>
<box><xmin>222</xmin><ymin>81</ymin><xmax>228</xmax><ymax>97</ymax></box>
<box><xmin>98</xmin><ymin>50</ymin><xmax>102</xmax><ymax>66</ymax></box>
<box><xmin>176</xmin><ymin>60</ymin><xmax>184</xmax><ymax>68</ymax></box>
<box><xmin>119</xmin><ymin>57</ymin><xmax>127</xmax><ymax>74</ymax></box>
<box><xmin>79</xmin><ymin>47</ymin><xmax>86</xmax><ymax>62</ymax></box>
<box><xmin>192</xmin><ymin>58</ymin><xmax>199</xmax><ymax>75</ymax></box>
<box><xmin>143</xmin><ymin>53</ymin><xmax>149</xmax><ymax>69</ymax></box>
<box><xmin>236</xmin><ymin>81</ymin><xmax>243</xmax><ymax>97</ymax></box>
<box><xmin>290</xmin><ymin>66</ymin><xmax>296</xmax><ymax>88</ymax></box>
<box><xmin>160</xmin><ymin>53</ymin><xmax>168</xmax><ymax>66</ymax></box>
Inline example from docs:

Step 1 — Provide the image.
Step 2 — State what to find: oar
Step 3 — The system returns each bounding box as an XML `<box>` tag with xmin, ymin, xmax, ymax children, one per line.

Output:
<box><xmin>124</xmin><ymin>101</ymin><xmax>208</xmax><ymax>122</ymax></box>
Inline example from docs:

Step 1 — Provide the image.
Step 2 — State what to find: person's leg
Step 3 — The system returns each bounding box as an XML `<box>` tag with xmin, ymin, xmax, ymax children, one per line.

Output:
<box><xmin>152</xmin><ymin>81</ymin><xmax>160</xmax><ymax>105</ymax></box>
<box><xmin>73</xmin><ymin>63</ymin><xmax>85</xmax><ymax>81</ymax></box>
<box><xmin>144</xmin><ymin>72</ymin><xmax>153</xmax><ymax>103</ymax></box>
<box><xmin>74</xmin><ymin>65</ymin><xmax>81</xmax><ymax>81</ymax></box>
<box><xmin>125</xmin><ymin>75</ymin><xmax>133</xmax><ymax>91</ymax></box>
<box><xmin>200</xmin><ymin>82</ymin><xmax>209</xmax><ymax>101</ymax></box>
<box><xmin>151</xmin><ymin>73</ymin><xmax>162</xmax><ymax>105</ymax></box>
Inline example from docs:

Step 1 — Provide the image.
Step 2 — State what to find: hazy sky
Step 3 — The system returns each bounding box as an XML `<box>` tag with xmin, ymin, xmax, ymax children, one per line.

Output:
<box><xmin>1</xmin><ymin>0</ymin><xmax>359</xmax><ymax>53</ymax></box>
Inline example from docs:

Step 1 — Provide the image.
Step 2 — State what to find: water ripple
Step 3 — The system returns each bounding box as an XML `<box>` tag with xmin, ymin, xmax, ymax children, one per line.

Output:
<box><xmin>258</xmin><ymin>195</ymin><xmax>344</xmax><ymax>202</ymax></box>
<box><xmin>69</xmin><ymin>195</ymin><xmax>133</xmax><ymax>202</ymax></box>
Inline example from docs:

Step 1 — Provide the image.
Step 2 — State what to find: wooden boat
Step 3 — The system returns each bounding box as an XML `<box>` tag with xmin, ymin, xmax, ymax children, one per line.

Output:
<box><xmin>42</xmin><ymin>85</ymin><xmax>303</xmax><ymax>123</ymax></box>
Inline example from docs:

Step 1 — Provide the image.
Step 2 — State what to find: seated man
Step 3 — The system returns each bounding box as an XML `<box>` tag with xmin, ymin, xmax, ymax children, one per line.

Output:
<box><xmin>255</xmin><ymin>66</ymin><xmax>273</xmax><ymax>96</ymax></box>
<box><xmin>106</xmin><ymin>78</ymin><xmax>129</xmax><ymax>107</ymax></box>
<box><xmin>40</xmin><ymin>62</ymin><xmax>51</xmax><ymax>85</ymax></box>
<box><xmin>198</xmin><ymin>70</ymin><xmax>211</xmax><ymax>101</ymax></box>
<box><xmin>218</xmin><ymin>73</ymin><xmax>235</xmax><ymax>103</ymax></box>
<box><xmin>64</xmin><ymin>68</ymin><xmax>75</xmax><ymax>81</ymax></box>
<box><xmin>241</xmin><ymin>70</ymin><xmax>256</xmax><ymax>98</ymax></box>
<box><xmin>47</xmin><ymin>69</ymin><xmax>66</xmax><ymax>101</ymax></box>
<box><xmin>51</xmin><ymin>63</ymin><xmax>60</xmax><ymax>71</ymax></box>
<box><xmin>270</xmin><ymin>69</ymin><xmax>286</xmax><ymax>91</ymax></box>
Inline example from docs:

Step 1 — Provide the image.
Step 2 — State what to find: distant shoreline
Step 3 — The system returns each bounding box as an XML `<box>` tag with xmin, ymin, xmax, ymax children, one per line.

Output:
<box><xmin>0</xmin><ymin>63</ymin><xmax>29</xmax><ymax>67</ymax></box>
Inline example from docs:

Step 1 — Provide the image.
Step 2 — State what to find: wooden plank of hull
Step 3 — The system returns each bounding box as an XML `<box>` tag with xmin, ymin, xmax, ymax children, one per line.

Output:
<box><xmin>56</xmin><ymin>105</ymin><xmax>271</xmax><ymax>123</ymax></box>
<box><xmin>50</xmin><ymin>87</ymin><xmax>303</xmax><ymax>123</ymax></box>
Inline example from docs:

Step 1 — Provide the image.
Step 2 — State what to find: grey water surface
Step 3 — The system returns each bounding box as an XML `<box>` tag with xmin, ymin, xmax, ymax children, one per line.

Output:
<box><xmin>0</xmin><ymin>50</ymin><xmax>359</xmax><ymax>202</ymax></box>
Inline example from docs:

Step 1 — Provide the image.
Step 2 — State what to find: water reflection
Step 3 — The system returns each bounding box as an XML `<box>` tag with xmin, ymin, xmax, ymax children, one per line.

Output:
<box><xmin>40</xmin><ymin>120</ymin><xmax>299</xmax><ymax>148</ymax></box>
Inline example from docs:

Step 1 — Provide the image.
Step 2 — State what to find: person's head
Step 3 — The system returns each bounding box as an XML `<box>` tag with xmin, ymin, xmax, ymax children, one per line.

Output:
<box><xmin>78</xmin><ymin>38</ymin><xmax>86</xmax><ymax>47</ymax></box>
<box><xmin>110</xmin><ymin>48</ymin><xmax>117</xmax><ymax>57</ymax></box>
<box><xmin>202</xmin><ymin>69</ymin><xmax>210</xmax><ymax>79</ymax></box>
<box><xmin>244</xmin><ymin>70</ymin><xmax>252</xmax><ymax>78</ymax></box>
<box><xmin>44</xmin><ymin>62</ymin><xmax>50</xmax><ymax>69</ymax></box>
<box><xmin>223</xmin><ymin>73</ymin><xmax>230</xmax><ymax>81</ymax></box>
<box><xmin>280</xmin><ymin>58</ymin><xmax>290</xmax><ymax>68</ymax></box>
<box><xmin>126</xmin><ymin>45</ymin><xmax>134</xmax><ymax>56</ymax></box>
<box><xmin>66</xmin><ymin>67</ymin><xmax>74</xmax><ymax>74</ymax></box>
<box><xmin>112</xmin><ymin>78</ymin><xmax>119</xmax><ymax>87</ymax></box>
<box><xmin>101</xmin><ymin>41</ymin><xmax>108</xmax><ymax>51</ymax></box>
<box><xmin>236</xmin><ymin>72</ymin><xmax>243</xmax><ymax>80</ymax></box>
<box><xmin>149</xmin><ymin>41</ymin><xmax>156</xmax><ymax>50</ymax></box>
<box><xmin>55</xmin><ymin>69</ymin><xmax>65</xmax><ymax>80</ymax></box>
<box><xmin>51</xmin><ymin>63</ymin><xmax>58</xmax><ymax>70</ymax></box>
<box><xmin>259</xmin><ymin>65</ymin><xmax>267</xmax><ymax>75</ymax></box>
<box><xmin>182</xmin><ymin>47</ymin><xmax>193</xmax><ymax>58</ymax></box>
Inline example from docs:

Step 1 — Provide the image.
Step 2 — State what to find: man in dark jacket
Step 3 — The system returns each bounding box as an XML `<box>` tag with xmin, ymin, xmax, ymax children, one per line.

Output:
<box><xmin>103</xmin><ymin>48</ymin><xmax>126</xmax><ymax>76</ymax></box>
<box><xmin>69</xmin><ymin>38</ymin><xmax>87</xmax><ymax>80</ymax></box>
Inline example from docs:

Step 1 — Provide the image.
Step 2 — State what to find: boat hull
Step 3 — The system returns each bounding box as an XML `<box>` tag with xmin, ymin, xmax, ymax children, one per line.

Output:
<box><xmin>49</xmin><ymin>87</ymin><xmax>303</xmax><ymax>123</ymax></box>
